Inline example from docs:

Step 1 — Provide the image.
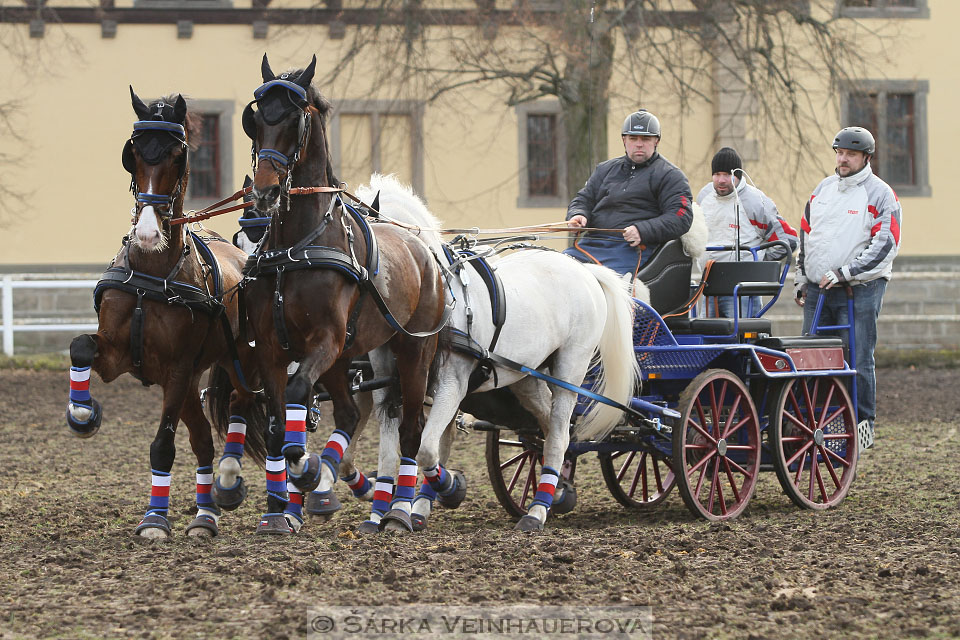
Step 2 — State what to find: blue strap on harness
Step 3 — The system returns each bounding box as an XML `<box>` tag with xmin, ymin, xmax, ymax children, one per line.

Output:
<box><xmin>254</xmin><ymin>79</ymin><xmax>308</xmax><ymax>102</ymax></box>
<box><xmin>132</xmin><ymin>120</ymin><xmax>186</xmax><ymax>140</ymax></box>
<box><xmin>258</xmin><ymin>148</ymin><xmax>291</xmax><ymax>167</ymax></box>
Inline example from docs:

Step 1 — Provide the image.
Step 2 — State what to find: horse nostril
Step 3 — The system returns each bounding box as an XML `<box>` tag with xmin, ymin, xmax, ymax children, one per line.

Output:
<box><xmin>266</xmin><ymin>185</ymin><xmax>281</xmax><ymax>202</ymax></box>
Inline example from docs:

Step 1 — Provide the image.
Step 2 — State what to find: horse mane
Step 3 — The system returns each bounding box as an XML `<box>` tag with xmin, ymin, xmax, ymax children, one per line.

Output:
<box><xmin>356</xmin><ymin>174</ymin><xmax>443</xmax><ymax>252</ymax></box>
<box><xmin>285</xmin><ymin>67</ymin><xmax>340</xmax><ymax>188</ymax></box>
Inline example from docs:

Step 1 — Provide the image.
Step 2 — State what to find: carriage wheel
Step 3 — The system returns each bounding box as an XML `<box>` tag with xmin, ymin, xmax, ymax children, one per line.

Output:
<box><xmin>770</xmin><ymin>376</ymin><xmax>858</xmax><ymax>510</ymax></box>
<box><xmin>485</xmin><ymin>429</ymin><xmax>543</xmax><ymax>520</ymax></box>
<box><xmin>673</xmin><ymin>369</ymin><xmax>761</xmax><ymax>521</ymax></box>
<box><xmin>599</xmin><ymin>450</ymin><xmax>675</xmax><ymax>508</ymax></box>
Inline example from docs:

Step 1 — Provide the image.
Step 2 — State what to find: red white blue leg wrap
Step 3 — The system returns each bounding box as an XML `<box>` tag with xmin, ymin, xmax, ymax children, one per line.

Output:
<box><xmin>423</xmin><ymin>463</ymin><xmax>455</xmax><ymax>497</ymax></box>
<box><xmin>529</xmin><ymin>466</ymin><xmax>560</xmax><ymax>511</ymax></box>
<box><xmin>147</xmin><ymin>469</ymin><xmax>171</xmax><ymax>517</ymax></box>
<box><xmin>265</xmin><ymin>455</ymin><xmax>288</xmax><ymax>506</ymax></box>
<box><xmin>392</xmin><ymin>458</ymin><xmax>418</xmax><ymax>509</ymax></box>
<box><xmin>221</xmin><ymin>416</ymin><xmax>247</xmax><ymax>462</ymax></box>
<box><xmin>284</xmin><ymin>482</ymin><xmax>303</xmax><ymax>525</ymax></box>
<box><xmin>68</xmin><ymin>366</ymin><xmax>91</xmax><ymax>406</ymax></box>
<box><xmin>364</xmin><ymin>476</ymin><xmax>394</xmax><ymax>525</ymax></box>
<box><xmin>196</xmin><ymin>466</ymin><xmax>215</xmax><ymax>511</ymax></box>
<box><xmin>342</xmin><ymin>469</ymin><xmax>372</xmax><ymax>497</ymax></box>
<box><xmin>282</xmin><ymin>404</ymin><xmax>307</xmax><ymax>455</ymax></box>
<box><xmin>321</xmin><ymin>429</ymin><xmax>350</xmax><ymax>477</ymax></box>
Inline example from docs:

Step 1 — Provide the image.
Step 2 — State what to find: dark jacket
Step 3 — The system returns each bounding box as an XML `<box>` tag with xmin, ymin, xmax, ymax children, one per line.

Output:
<box><xmin>566</xmin><ymin>152</ymin><xmax>693</xmax><ymax>245</ymax></box>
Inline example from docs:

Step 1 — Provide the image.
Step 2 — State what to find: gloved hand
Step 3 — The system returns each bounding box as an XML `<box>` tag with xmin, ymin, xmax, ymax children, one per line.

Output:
<box><xmin>794</xmin><ymin>281</ymin><xmax>807</xmax><ymax>307</ymax></box>
<box><xmin>820</xmin><ymin>269</ymin><xmax>846</xmax><ymax>290</ymax></box>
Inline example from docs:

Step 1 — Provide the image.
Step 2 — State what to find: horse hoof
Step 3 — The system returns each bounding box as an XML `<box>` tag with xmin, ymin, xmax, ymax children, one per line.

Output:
<box><xmin>378</xmin><ymin>509</ymin><xmax>414</xmax><ymax>533</ymax></box>
<box><xmin>185</xmin><ymin>513</ymin><xmax>219</xmax><ymax>537</ymax></box>
<box><xmin>514</xmin><ymin>514</ymin><xmax>544</xmax><ymax>532</ymax></box>
<box><xmin>135</xmin><ymin>514</ymin><xmax>171</xmax><ymax>538</ymax></box>
<box><xmin>357</xmin><ymin>520</ymin><xmax>381</xmax><ymax>535</ymax></box>
<box><xmin>66</xmin><ymin>398</ymin><xmax>102</xmax><ymax>439</ymax></box>
<box><xmin>410</xmin><ymin>513</ymin><xmax>427</xmax><ymax>532</ymax></box>
<box><xmin>287</xmin><ymin>453</ymin><xmax>322</xmax><ymax>492</ymax></box>
<box><xmin>437</xmin><ymin>470</ymin><xmax>467</xmax><ymax>509</ymax></box>
<box><xmin>284</xmin><ymin>513</ymin><xmax>304</xmax><ymax>534</ymax></box>
<box><xmin>212</xmin><ymin>476</ymin><xmax>247</xmax><ymax>511</ymax></box>
<box><xmin>304</xmin><ymin>490</ymin><xmax>341</xmax><ymax>517</ymax></box>
<box><xmin>256</xmin><ymin>513</ymin><xmax>294</xmax><ymax>535</ymax></box>
<box><xmin>551</xmin><ymin>480</ymin><xmax>577</xmax><ymax>515</ymax></box>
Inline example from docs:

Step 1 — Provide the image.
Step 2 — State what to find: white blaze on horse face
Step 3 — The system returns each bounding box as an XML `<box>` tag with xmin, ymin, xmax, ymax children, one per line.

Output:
<box><xmin>134</xmin><ymin>177</ymin><xmax>165</xmax><ymax>251</ymax></box>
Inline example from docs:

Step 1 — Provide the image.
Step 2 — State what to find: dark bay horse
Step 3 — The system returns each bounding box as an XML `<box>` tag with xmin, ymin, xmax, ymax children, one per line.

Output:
<box><xmin>240</xmin><ymin>54</ymin><xmax>448</xmax><ymax>534</ymax></box>
<box><xmin>66</xmin><ymin>88</ymin><xmax>266</xmax><ymax>538</ymax></box>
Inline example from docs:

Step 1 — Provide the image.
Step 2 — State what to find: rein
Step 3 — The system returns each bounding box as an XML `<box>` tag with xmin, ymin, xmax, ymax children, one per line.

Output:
<box><xmin>169</xmin><ymin>185</ymin><xmax>345</xmax><ymax>226</ymax></box>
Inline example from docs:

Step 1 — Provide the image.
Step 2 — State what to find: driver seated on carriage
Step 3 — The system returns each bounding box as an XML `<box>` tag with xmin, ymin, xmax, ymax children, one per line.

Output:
<box><xmin>564</xmin><ymin>109</ymin><xmax>694</xmax><ymax>281</ymax></box>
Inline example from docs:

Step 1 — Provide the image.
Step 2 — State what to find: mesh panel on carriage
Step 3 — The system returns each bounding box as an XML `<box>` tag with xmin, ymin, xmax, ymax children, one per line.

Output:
<box><xmin>633</xmin><ymin>299</ymin><xmax>724</xmax><ymax>373</ymax></box>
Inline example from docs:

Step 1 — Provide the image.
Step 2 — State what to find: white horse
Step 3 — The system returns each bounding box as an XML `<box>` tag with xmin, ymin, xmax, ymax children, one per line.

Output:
<box><xmin>356</xmin><ymin>174</ymin><xmax>640</xmax><ymax>532</ymax></box>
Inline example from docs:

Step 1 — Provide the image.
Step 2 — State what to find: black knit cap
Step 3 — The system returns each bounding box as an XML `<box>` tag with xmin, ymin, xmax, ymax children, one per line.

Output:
<box><xmin>711</xmin><ymin>147</ymin><xmax>742</xmax><ymax>174</ymax></box>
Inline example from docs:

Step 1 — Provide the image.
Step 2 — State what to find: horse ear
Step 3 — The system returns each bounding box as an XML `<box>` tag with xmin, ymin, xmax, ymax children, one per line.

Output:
<box><xmin>371</xmin><ymin>190</ymin><xmax>380</xmax><ymax>212</ymax></box>
<box><xmin>261</xmin><ymin>53</ymin><xmax>275</xmax><ymax>82</ymax></box>
<box><xmin>130</xmin><ymin>85</ymin><xmax>150</xmax><ymax>121</ymax></box>
<box><xmin>173</xmin><ymin>95</ymin><xmax>188</xmax><ymax>125</ymax></box>
<box><xmin>243</xmin><ymin>175</ymin><xmax>253</xmax><ymax>188</ymax></box>
<box><xmin>296</xmin><ymin>55</ymin><xmax>317</xmax><ymax>88</ymax></box>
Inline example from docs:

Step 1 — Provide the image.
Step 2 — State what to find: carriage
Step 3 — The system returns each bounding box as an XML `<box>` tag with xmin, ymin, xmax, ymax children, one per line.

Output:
<box><xmin>476</xmin><ymin>239</ymin><xmax>865</xmax><ymax>522</ymax></box>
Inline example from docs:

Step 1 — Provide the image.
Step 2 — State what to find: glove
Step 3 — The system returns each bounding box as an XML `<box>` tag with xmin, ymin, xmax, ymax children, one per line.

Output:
<box><xmin>821</xmin><ymin>269</ymin><xmax>846</xmax><ymax>289</ymax></box>
<box><xmin>794</xmin><ymin>281</ymin><xmax>807</xmax><ymax>306</ymax></box>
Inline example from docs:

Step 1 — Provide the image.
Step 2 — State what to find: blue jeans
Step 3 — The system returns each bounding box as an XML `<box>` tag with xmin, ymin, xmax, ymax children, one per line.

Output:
<box><xmin>801</xmin><ymin>279</ymin><xmax>887</xmax><ymax>428</ymax></box>
<box><xmin>564</xmin><ymin>237</ymin><xmax>654</xmax><ymax>277</ymax></box>
<box><xmin>708</xmin><ymin>295</ymin><xmax>763</xmax><ymax>319</ymax></box>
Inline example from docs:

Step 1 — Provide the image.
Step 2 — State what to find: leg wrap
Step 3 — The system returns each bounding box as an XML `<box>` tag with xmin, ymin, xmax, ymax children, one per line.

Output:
<box><xmin>68</xmin><ymin>366</ymin><xmax>92</xmax><ymax>405</ymax></box>
<box><xmin>391</xmin><ymin>458</ymin><xmax>418</xmax><ymax>509</ymax></box>
<box><xmin>342</xmin><ymin>469</ymin><xmax>372</xmax><ymax>498</ymax></box>
<box><xmin>147</xmin><ymin>469</ymin><xmax>171</xmax><ymax>517</ymax></box>
<box><xmin>196</xmin><ymin>466</ymin><xmax>215</xmax><ymax>510</ymax></box>
<box><xmin>529</xmin><ymin>466</ymin><xmax>560</xmax><ymax>511</ymax></box>
<box><xmin>321</xmin><ymin>429</ymin><xmax>350</xmax><ymax>478</ymax></box>
<box><xmin>265</xmin><ymin>456</ymin><xmax>289</xmax><ymax>506</ymax></box>
<box><xmin>423</xmin><ymin>464</ymin><xmax>454</xmax><ymax>496</ymax></box>
<box><xmin>282</xmin><ymin>404</ymin><xmax>307</xmax><ymax>455</ymax></box>
<box><xmin>365</xmin><ymin>476</ymin><xmax>394</xmax><ymax>525</ymax></box>
<box><xmin>416</xmin><ymin>479</ymin><xmax>439</xmax><ymax>502</ymax></box>
<box><xmin>284</xmin><ymin>483</ymin><xmax>304</xmax><ymax>524</ymax></box>
<box><xmin>222</xmin><ymin>416</ymin><xmax>247</xmax><ymax>462</ymax></box>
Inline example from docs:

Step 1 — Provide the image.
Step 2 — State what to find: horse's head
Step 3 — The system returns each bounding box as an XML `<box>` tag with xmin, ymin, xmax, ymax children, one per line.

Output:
<box><xmin>242</xmin><ymin>54</ymin><xmax>335</xmax><ymax>214</ymax></box>
<box><xmin>123</xmin><ymin>87</ymin><xmax>195</xmax><ymax>252</ymax></box>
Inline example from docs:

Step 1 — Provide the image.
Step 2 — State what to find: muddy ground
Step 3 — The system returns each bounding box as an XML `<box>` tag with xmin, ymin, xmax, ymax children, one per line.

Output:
<box><xmin>1</xmin><ymin>366</ymin><xmax>959</xmax><ymax>639</ymax></box>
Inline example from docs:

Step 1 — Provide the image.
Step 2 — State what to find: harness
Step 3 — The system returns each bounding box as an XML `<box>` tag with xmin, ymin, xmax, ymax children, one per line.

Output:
<box><xmin>241</xmin><ymin>195</ymin><xmax>452</xmax><ymax>352</ymax></box>
<box><xmin>121</xmin><ymin>113</ymin><xmax>189</xmax><ymax>219</ymax></box>
<box><xmin>94</xmin><ymin>230</ymin><xmax>251</xmax><ymax>391</ymax></box>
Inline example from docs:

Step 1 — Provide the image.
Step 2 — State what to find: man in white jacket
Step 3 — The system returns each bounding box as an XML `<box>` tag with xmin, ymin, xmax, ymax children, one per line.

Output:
<box><xmin>795</xmin><ymin>127</ymin><xmax>902</xmax><ymax>440</ymax></box>
<box><xmin>697</xmin><ymin>147</ymin><xmax>798</xmax><ymax>318</ymax></box>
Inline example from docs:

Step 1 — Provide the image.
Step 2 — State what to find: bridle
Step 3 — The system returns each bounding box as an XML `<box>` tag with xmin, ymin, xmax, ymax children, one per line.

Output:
<box><xmin>122</xmin><ymin>114</ymin><xmax>189</xmax><ymax>222</ymax></box>
<box><xmin>242</xmin><ymin>78</ymin><xmax>313</xmax><ymax>210</ymax></box>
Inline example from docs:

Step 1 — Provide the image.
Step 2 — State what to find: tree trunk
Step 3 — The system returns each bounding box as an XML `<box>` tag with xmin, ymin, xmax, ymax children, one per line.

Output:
<box><xmin>558</xmin><ymin>7</ymin><xmax>615</xmax><ymax>201</ymax></box>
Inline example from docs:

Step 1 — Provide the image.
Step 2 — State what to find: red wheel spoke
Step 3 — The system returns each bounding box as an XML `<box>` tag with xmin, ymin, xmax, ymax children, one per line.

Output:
<box><xmin>706</xmin><ymin>457</ymin><xmax>720</xmax><ymax>514</ymax></box>
<box><xmin>818</xmin><ymin>445</ymin><xmax>843</xmax><ymax>489</ymax></box>
<box><xmin>818</xmin><ymin>406</ymin><xmax>847</xmax><ymax>429</ymax></box>
<box><xmin>821</xmin><ymin>444</ymin><xmax>852</xmax><ymax>468</ymax></box>
<box><xmin>725</xmin><ymin>444</ymin><xmax>758</xmax><ymax>451</ymax></box>
<box><xmin>780</xmin><ymin>435</ymin><xmax>807</xmax><ymax>443</ymax></box>
<box><xmin>724</xmin><ymin>456</ymin><xmax>752</xmax><ymax>478</ymax></box>
<box><xmin>723</xmin><ymin>414</ymin><xmax>753</xmax><ymax>441</ymax></box>
<box><xmin>616</xmin><ymin>451</ymin><xmax>637</xmax><ymax>483</ymax></box>
<box><xmin>823</xmin><ymin>432</ymin><xmax>854</xmax><ymax>440</ymax></box>
<box><xmin>808</xmin><ymin>451</ymin><xmax>816</xmax><ymax>501</ymax></box>
<box><xmin>800</xmin><ymin>380</ymin><xmax>817</xmax><ymax>431</ymax></box>
<box><xmin>500</xmin><ymin>448</ymin><xmax>531</xmax><ymax>473</ymax></box>
<box><xmin>721</xmin><ymin>458</ymin><xmax>742</xmax><ymax>504</ymax></box>
<box><xmin>813</xmin><ymin>456</ymin><xmax>829</xmax><ymax>502</ymax></box>
<box><xmin>687</xmin><ymin>448</ymin><xmax>717</xmax><ymax>476</ymax></box>
<box><xmin>504</xmin><ymin>452</ymin><xmax>530</xmax><ymax>492</ymax></box>
<box><xmin>784</xmin><ymin>407</ymin><xmax>814</xmax><ymax>435</ymax></box>
<box><xmin>628</xmin><ymin>453</ymin><xmax>644</xmax><ymax>498</ymax></box>
<box><xmin>722</xmin><ymin>392</ymin><xmax>743</xmax><ymax>439</ymax></box>
<box><xmin>794</xmin><ymin>449</ymin><xmax>807</xmax><ymax>485</ymax></box>
<box><xmin>817</xmin><ymin>384</ymin><xmax>836</xmax><ymax>429</ymax></box>
<box><xmin>694</xmin><ymin>400</ymin><xmax>712</xmax><ymax>441</ymax></box>
<box><xmin>693</xmin><ymin>452</ymin><xmax>712</xmax><ymax>500</ymax></box>
<box><xmin>708</xmin><ymin>382</ymin><xmax>724</xmax><ymax>438</ymax></box>
<box><xmin>521</xmin><ymin>459</ymin><xmax>539</xmax><ymax>509</ymax></box>
<box><xmin>652</xmin><ymin>458</ymin><xmax>665</xmax><ymax>493</ymax></box>
<box><xmin>785</xmin><ymin>440</ymin><xmax>815</xmax><ymax>468</ymax></box>
<box><xmin>690</xmin><ymin>420</ymin><xmax>718</xmax><ymax>444</ymax></box>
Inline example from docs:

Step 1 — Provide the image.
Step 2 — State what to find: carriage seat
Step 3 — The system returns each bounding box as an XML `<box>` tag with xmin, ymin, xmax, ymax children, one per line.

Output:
<box><xmin>635</xmin><ymin>239</ymin><xmax>692</xmax><ymax>316</ymax></box>
<box><xmin>677</xmin><ymin>260</ymin><xmax>783</xmax><ymax>336</ymax></box>
<box><xmin>756</xmin><ymin>336</ymin><xmax>844</xmax><ymax>350</ymax></box>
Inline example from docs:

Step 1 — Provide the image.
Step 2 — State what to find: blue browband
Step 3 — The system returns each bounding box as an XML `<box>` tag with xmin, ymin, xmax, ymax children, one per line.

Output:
<box><xmin>132</xmin><ymin>120</ymin><xmax>186</xmax><ymax>140</ymax></box>
<box><xmin>238</xmin><ymin>216</ymin><xmax>271</xmax><ymax>228</ymax></box>
<box><xmin>137</xmin><ymin>193</ymin><xmax>174</xmax><ymax>206</ymax></box>
<box><xmin>258</xmin><ymin>148</ymin><xmax>292</xmax><ymax>167</ymax></box>
<box><xmin>254</xmin><ymin>80</ymin><xmax>308</xmax><ymax>102</ymax></box>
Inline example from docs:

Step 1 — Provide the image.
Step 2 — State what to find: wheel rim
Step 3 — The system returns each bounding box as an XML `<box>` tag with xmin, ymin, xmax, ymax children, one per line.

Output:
<box><xmin>675</xmin><ymin>370</ymin><xmax>761</xmax><ymax>521</ymax></box>
<box><xmin>773</xmin><ymin>376</ymin><xmax>857</xmax><ymax>509</ymax></box>
<box><xmin>485</xmin><ymin>430</ymin><xmax>543</xmax><ymax>519</ymax></box>
<box><xmin>601</xmin><ymin>450</ymin><xmax>675</xmax><ymax>508</ymax></box>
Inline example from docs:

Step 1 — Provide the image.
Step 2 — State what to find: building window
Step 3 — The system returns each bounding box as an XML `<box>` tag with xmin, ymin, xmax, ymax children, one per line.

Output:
<box><xmin>517</xmin><ymin>101</ymin><xmax>567</xmax><ymax>208</ymax></box>
<box><xmin>183</xmin><ymin>99</ymin><xmax>234</xmax><ymax>211</ymax></box>
<box><xmin>843</xmin><ymin>80</ymin><xmax>930</xmax><ymax>197</ymax></box>
<box><xmin>836</xmin><ymin>0</ymin><xmax>929</xmax><ymax>18</ymax></box>
<box><xmin>330</xmin><ymin>100</ymin><xmax>424</xmax><ymax>196</ymax></box>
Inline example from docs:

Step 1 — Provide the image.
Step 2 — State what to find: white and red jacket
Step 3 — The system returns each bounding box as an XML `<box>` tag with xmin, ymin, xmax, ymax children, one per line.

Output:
<box><xmin>796</xmin><ymin>163</ymin><xmax>902</xmax><ymax>286</ymax></box>
<box><xmin>696</xmin><ymin>179</ymin><xmax>798</xmax><ymax>265</ymax></box>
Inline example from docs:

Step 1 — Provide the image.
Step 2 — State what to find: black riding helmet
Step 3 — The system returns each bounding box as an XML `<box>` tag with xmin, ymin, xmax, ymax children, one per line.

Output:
<box><xmin>621</xmin><ymin>109</ymin><xmax>661</xmax><ymax>138</ymax></box>
<box><xmin>832</xmin><ymin>126</ymin><xmax>875</xmax><ymax>156</ymax></box>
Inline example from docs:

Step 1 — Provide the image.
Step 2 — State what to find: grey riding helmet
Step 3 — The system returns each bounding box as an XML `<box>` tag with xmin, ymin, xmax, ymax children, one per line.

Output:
<box><xmin>621</xmin><ymin>109</ymin><xmax>661</xmax><ymax>138</ymax></box>
<box><xmin>832</xmin><ymin>126</ymin><xmax>875</xmax><ymax>156</ymax></box>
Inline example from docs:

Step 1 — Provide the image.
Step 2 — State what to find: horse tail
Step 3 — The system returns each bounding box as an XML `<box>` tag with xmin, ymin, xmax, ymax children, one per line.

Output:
<box><xmin>573</xmin><ymin>264</ymin><xmax>641</xmax><ymax>442</ymax></box>
<box><xmin>207</xmin><ymin>365</ymin><xmax>268</xmax><ymax>468</ymax></box>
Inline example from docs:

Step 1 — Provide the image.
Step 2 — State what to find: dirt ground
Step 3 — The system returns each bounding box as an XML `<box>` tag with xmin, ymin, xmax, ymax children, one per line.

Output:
<box><xmin>1</xmin><ymin>366</ymin><xmax>959</xmax><ymax>639</ymax></box>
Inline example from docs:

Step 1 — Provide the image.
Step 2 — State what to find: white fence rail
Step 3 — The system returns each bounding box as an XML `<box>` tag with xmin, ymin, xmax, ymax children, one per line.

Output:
<box><xmin>1</xmin><ymin>275</ymin><xmax>99</xmax><ymax>356</ymax></box>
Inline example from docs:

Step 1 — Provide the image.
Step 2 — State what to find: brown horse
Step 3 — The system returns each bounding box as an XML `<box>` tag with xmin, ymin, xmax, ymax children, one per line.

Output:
<box><xmin>66</xmin><ymin>88</ymin><xmax>265</xmax><ymax>538</ymax></box>
<box><xmin>240</xmin><ymin>54</ymin><xmax>449</xmax><ymax>534</ymax></box>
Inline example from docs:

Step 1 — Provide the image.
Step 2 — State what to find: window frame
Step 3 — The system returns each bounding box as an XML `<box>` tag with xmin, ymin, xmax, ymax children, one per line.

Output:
<box><xmin>183</xmin><ymin>99</ymin><xmax>235</xmax><ymax>212</ymax></box>
<box><xmin>835</xmin><ymin>0</ymin><xmax>929</xmax><ymax>19</ymax></box>
<box><xmin>841</xmin><ymin>79</ymin><xmax>930</xmax><ymax>197</ymax></box>
<box><xmin>516</xmin><ymin>100</ymin><xmax>568</xmax><ymax>208</ymax></box>
<box><xmin>329</xmin><ymin>99</ymin><xmax>425</xmax><ymax>196</ymax></box>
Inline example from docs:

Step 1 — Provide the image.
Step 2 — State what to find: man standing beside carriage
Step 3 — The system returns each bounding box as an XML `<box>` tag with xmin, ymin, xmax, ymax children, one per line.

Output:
<box><xmin>564</xmin><ymin>109</ymin><xmax>694</xmax><ymax>277</ymax></box>
<box><xmin>795</xmin><ymin>126</ymin><xmax>902</xmax><ymax>445</ymax></box>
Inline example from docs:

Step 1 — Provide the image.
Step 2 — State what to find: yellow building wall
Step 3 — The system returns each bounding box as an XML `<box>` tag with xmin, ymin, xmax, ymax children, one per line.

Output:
<box><xmin>0</xmin><ymin>3</ymin><xmax>954</xmax><ymax>266</ymax></box>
